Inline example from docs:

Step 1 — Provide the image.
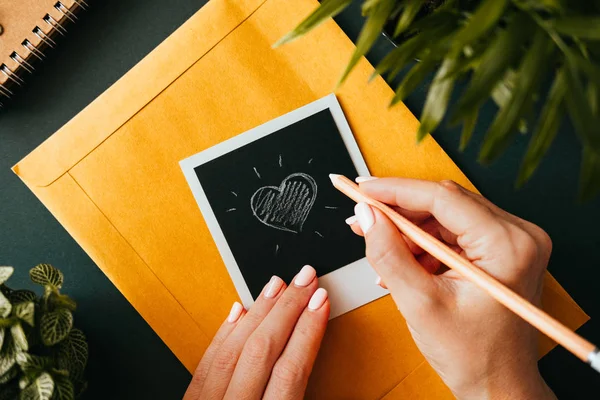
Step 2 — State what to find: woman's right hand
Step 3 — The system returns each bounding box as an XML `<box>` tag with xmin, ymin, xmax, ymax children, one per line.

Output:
<box><xmin>347</xmin><ymin>177</ymin><xmax>556</xmax><ymax>400</ymax></box>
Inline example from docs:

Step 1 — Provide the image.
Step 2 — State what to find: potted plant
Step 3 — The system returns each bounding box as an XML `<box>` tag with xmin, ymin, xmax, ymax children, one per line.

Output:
<box><xmin>276</xmin><ymin>0</ymin><xmax>600</xmax><ymax>200</ymax></box>
<box><xmin>0</xmin><ymin>265</ymin><xmax>88</xmax><ymax>400</ymax></box>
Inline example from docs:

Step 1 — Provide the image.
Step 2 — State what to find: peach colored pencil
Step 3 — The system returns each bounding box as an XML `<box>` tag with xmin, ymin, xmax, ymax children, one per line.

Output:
<box><xmin>329</xmin><ymin>174</ymin><xmax>599</xmax><ymax>372</ymax></box>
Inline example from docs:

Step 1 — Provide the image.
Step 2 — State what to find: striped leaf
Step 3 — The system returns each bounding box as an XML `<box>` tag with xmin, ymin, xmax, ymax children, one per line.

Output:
<box><xmin>14</xmin><ymin>302</ymin><xmax>35</xmax><ymax>327</ymax></box>
<box><xmin>9</xmin><ymin>290</ymin><xmax>36</xmax><ymax>305</ymax></box>
<box><xmin>57</xmin><ymin>329</ymin><xmax>88</xmax><ymax>382</ymax></box>
<box><xmin>30</xmin><ymin>264</ymin><xmax>63</xmax><ymax>289</ymax></box>
<box><xmin>16</xmin><ymin>352</ymin><xmax>51</xmax><ymax>375</ymax></box>
<box><xmin>0</xmin><ymin>292</ymin><xmax>11</xmax><ymax>319</ymax></box>
<box><xmin>0</xmin><ymin>267</ymin><xmax>13</xmax><ymax>285</ymax></box>
<box><xmin>19</xmin><ymin>372</ymin><xmax>54</xmax><ymax>400</ymax></box>
<box><xmin>40</xmin><ymin>309</ymin><xmax>73</xmax><ymax>346</ymax></box>
<box><xmin>11</xmin><ymin>323</ymin><xmax>28</xmax><ymax>352</ymax></box>
<box><xmin>53</xmin><ymin>375</ymin><xmax>75</xmax><ymax>400</ymax></box>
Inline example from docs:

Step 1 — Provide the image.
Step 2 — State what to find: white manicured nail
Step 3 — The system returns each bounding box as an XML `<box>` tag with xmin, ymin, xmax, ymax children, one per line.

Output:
<box><xmin>355</xmin><ymin>202</ymin><xmax>375</xmax><ymax>234</ymax></box>
<box><xmin>355</xmin><ymin>176</ymin><xmax>378</xmax><ymax>183</ymax></box>
<box><xmin>345</xmin><ymin>216</ymin><xmax>357</xmax><ymax>225</ymax></box>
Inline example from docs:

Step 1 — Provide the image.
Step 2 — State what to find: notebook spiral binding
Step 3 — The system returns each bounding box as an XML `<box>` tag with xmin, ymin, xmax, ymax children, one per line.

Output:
<box><xmin>0</xmin><ymin>0</ymin><xmax>89</xmax><ymax>108</ymax></box>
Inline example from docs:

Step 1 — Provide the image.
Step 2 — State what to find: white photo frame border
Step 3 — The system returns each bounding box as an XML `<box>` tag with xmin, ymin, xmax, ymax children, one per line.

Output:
<box><xmin>180</xmin><ymin>94</ymin><xmax>388</xmax><ymax>318</ymax></box>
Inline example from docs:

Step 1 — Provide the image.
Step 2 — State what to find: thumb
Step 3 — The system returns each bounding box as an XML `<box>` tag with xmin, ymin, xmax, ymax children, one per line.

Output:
<box><xmin>355</xmin><ymin>202</ymin><xmax>436</xmax><ymax>308</ymax></box>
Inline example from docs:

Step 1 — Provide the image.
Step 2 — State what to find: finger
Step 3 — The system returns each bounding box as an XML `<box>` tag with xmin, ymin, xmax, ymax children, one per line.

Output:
<box><xmin>183</xmin><ymin>303</ymin><xmax>246</xmax><ymax>400</ymax></box>
<box><xmin>224</xmin><ymin>266</ymin><xmax>318</xmax><ymax>399</ymax></box>
<box><xmin>263</xmin><ymin>289</ymin><xmax>330</xmax><ymax>400</ymax></box>
<box><xmin>201</xmin><ymin>276</ymin><xmax>286</xmax><ymax>399</ymax></box>
<box><xmin>355</xmin><ymin>202</ymin><xmax>436</xmax><ymax>309</ymax></box>
<box><xmin>359</xmin><ymin>178</ymin><xmax>501</xmax><ymax>239</ymax></box>
<box><xmin>416</xmin><ymin>252</ymin><xmax>442</xmax><ymax>274</ymax></box>
<box><xmin>392</xmin><ymin>205</ymin><xmax>431</xmax><ymax>224</ymax></box>
<box><xmin>345</xmin><ymin>216</ymin><xmax>364</xmax><ymax>236</ymax></box>
<box><xmin>375</xmin><ymin>275</ymin><xmax>388</xmax><ymax>289</ymax></box>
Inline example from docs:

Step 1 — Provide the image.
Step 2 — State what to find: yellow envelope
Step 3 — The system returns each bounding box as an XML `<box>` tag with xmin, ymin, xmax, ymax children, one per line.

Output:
<box><xmin>13</xmin><ymin>0</ymin><xmax>589</xmax><ymax>397</ymax></box>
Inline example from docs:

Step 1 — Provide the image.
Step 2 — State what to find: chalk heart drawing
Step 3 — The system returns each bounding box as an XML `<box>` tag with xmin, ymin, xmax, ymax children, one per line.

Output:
<box><xmin>250</xmin><ymin>173</ymin><xmax>317</xmax><ymax>233</ymax></box>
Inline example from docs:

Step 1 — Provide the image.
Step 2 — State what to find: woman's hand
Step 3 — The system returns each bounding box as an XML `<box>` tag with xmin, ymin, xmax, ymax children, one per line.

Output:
<box><xmin>183</xmin><ymin>265</ymin><xmax>329</xmax><ymax>400</ymax></box>
<box><xmin>348</xmin><ymin>177</ymin><xmax>556</xmax><ymax>400</ymax></box>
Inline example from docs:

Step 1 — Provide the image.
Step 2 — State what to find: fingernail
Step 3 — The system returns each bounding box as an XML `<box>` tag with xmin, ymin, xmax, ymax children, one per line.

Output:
<box><xmin>355</xmin><ymin>176</ymin><xmax>378</xmax><ymax>183</ymax></box>
<box><xmin>308</xmin><ymin>288</ymin><xmax>328</xmax><ymax>311</ymax></box>
<box><xmin>355</xmin><ymin>202</ymin><xmax>375</xmax><ymax>234</ymax></box>
<box><xmin>227</xmin><ymin>302</ymin><xmax>244</xmax><ymax>323</ymax></box>
<box><xmin>375</xmin><ymin>275</ymin><xmax>381</xmax><ymax>285</ymax></box>
<box><xmin>294</xmin><ymin>265</ymin><xmax>316</xmax><ymax>287</ymax></box>
<box><xmin>264</xmin><ymin>276</ymin><xmax>284</xmax><ymax>298</ymax></box>
<box><xmin>345</xmin><ymin>215</ymin><xmax>357</xmax><ymax>225</ymax></box>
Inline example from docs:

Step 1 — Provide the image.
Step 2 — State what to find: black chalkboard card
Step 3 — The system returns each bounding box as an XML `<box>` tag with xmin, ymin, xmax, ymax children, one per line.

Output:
<box><xmin>181</xmin><ymin>95</ymin><xmax>387</xmax><ymax>318</ymax></box>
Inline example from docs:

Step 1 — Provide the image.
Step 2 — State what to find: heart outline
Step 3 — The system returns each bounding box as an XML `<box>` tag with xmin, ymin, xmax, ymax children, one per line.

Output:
<box><xmin>250</xmin><ymin>173</ymin><xmax>317</xmax><ymax>233</ymax></box>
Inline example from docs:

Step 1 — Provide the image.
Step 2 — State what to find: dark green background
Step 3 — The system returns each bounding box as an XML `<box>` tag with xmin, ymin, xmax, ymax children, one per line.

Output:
<box><xmin>1</xmin><ymin>0</ymin><xmax>598</xmax><ymax>398</ymax></box>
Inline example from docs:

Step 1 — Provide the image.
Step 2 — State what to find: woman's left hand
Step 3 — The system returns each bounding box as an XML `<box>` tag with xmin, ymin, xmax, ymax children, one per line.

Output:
<box><xmin>183</xmin><ymin>265</ymin><xmax>329</xmax><ymax>400</ymax></box>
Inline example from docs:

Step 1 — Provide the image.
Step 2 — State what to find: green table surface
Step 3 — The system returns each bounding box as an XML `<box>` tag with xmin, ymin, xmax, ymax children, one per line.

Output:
<box><xmin>1</xmin><ymin>0</ymin><xmax>599</xmax><ymax>398</ymax></box>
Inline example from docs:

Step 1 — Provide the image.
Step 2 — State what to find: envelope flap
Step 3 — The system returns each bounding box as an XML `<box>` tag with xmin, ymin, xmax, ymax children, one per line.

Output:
<box><xmin>11</xmin><ymin>0</ymin><xmax>267</xmax><ymax>187</ymax></box>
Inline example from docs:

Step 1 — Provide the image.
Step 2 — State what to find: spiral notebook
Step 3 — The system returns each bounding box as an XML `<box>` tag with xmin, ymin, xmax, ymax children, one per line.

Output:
<box><xmin>0</xmin><ymin>0</ymin><xmax>88</xmax><ymax>107</ymax></box>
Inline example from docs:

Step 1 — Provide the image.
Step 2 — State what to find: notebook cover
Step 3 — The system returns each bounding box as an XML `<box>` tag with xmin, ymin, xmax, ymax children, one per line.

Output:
<box><xmin>12</xmin><ymin>0</ymin><xmax>589</xmax><ymax>397</ymax></box>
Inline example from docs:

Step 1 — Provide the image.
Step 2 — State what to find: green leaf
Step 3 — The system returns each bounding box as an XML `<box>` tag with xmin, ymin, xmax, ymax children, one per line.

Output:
<box><xmin>0</xmin><ymin>328</ymin><xmax>4</xmax><ymax>351</ymax></box>
<box><xmin>393</xmin><ymin>0</ymin><xmax>423</xmax><ymax>37</ymax></box>
<box><xmin>11</xmin><ymin>323</ymin><xmax>28</xmax><ymax>352</ymax></box>
<box><xmin>516</xmin><ymin>69</ymin><xmax>567</xmax><ymax>187</ymax></box>
<box><xmin>19</xmin><ymin>372</ymin><xmax>54</xmax><ymax>400</ymax></box>
<box><xmin>579</xmin><ymin>146</ymin><xmax>600</xmax><ymax>201</ymax></box>
<box><xmin>0</xmin><ymin>292</ymin><xmax>11</xmax><ymax>319</ymax></box>
<box><xmin>53</xmin><ymin>375</ymin><xmax>74</xmax><ymax>400</ymax></box>
<box><xmin>551</xmin><ymin>16</ymin><xmax>600</xmax><ymax>40</ymax></box>
<box><xmin>452</xmin><ymin>13</ymin><xmax>531</xmax><ymax>122</ymax></box>
<box><xmin>390</xmin><ymin>58</ymin><xmax>438</xmax><ymax>106</ymax></box>
<box><xmin>338</xmin><ymin>0</ymin><xmax>396</xmax><ymax>85</ymax></box>
<box><xmin>451</xmin><ymin>0</ymin><xmax>509</xmax><ymax>55</ymax></box>
<box><xmin>40</xmin><ymin>309</ymin><xmax>73</xmax><ymax>346</ymax></box>
<box><xmin>460</xmin><ymin>108</ymin><xmax>479</xmax><ymax>151</ymax></box>
<box><xmin>273</xmin><ymin>0</ymin><xmax>352</xmax><ymax>47</ymax></box>
<box><xmin>373</xmin><ymin>19</ymin><xmax>458</xmax><ymax>82</ymax></box>
<box><xmin>0</xmin><ymin>268</ymin><xmax>13</xmax><ymax>286</ymax></box>
<box><xmin>564</xmin><ymin>62</ymin><xmax>600</xmax><ymax>153</ymax></box>
<box><xmin>565</xmin><ymin>49</ymin><xmax>600</xmax><ymax>86</ymax></box>
<box><xmin>479</xmin><ymin>29</ymin><xmax>553</xmax><ymax>164</ymax></box>
<box><xmin>9</xmin><ymin>290</ymin><xmax>37</xmax><ymax>305</ymax></box>
<box><xmin>16</xmin><ymin>352</ymin><xmax>51</xmax><ymax>375</ymax></box>
<box><xmin>13</xmin><ymin>302</ymin><xmax>35</xmax><ymax>327</ymax></box>
<box><xmin>417</xmin><ymin>57</ymin><xmax>459</xmax><ymax>141</ymax></box>
<box><xmin>490</xmin><ymin>69</ymin><xmax>517</xmax><ymax>109</ymax></box>
<box><xmin>57</xmin><ymin>329</ymin><xmax>88</xmax><ymax>383</ymax></box>
<box><xmin>30</xmin><ymin>264</ymin><xmax>63</xmax><ymax>289</ymax></box>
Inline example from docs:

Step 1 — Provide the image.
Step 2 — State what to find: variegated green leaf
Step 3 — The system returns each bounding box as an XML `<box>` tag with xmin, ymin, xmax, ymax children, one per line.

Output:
<box><xmin>19</xmin><ymin>372</ymin><xmax>54</xmax><ymax>400</ymax></box>
<box><xmin>579</xmin><ymin>146</ymin><xmax>600</xmax><ymax>202</ymax></box>
<box><xmin>453</xmin><ymin>13</ymin><xmax>530</xmax><ymax>122</ymax></box>
<box><xmin>0</xmin><ymin>328</ymin><xmax>4</xmax><ymax>351</ymax></box>
<box><xmin>11</xmin><ymin>323</ymin><xmax>28</xmax><ymax>352</ymax></box>
<box><xmin>451</xmin><ymin>0</ymin><xmax>509</xmax><ymax>55</ymax></box>
<box><xmin>390</xmin><ymin>58</ymin><xmax>438</xmax><ymax>106</ymax></box>
<box><xmin>460</xmin><ymin>108</ymin><xmax>479</xmax><ymax>151</ymax></box>
<box><xmin>30</xmin><ymin>264</ymin><xmax>63</xmax><ymax>289</ymax></box>
<box><xmin>41</xmin><ymin>309</ymin><xmax>73</xmax><ymax>346</ymax></box>
<box><xmin>0</xmin><ymin>292</ymin><xmax>11</xmax><ymax>319</ymax></box>
<box><xmin>479</xmin><ymin>29</ymin><xmax>553</xmax><ymax>164</ymax></box>
<box><xmin>16</xmin><ymin>352</ymin><xmax>50</xmax><ymax>374</ymax></box>
<box><xmin>551</xmin><ymin>16</ymin><xmax>600</xmax><ymax>40</ymax></box>
<box><xmin>339</xmin><ymin>0</ymin><xmax>395</xmax><ymax>85</ymax></box>
<box><xmin>0</xmin><ymin>336</ymin><xmax>16</xmax><ymax>376</ymax></box>
<box><xmin>517</xmin><ymin>69</ymin><xmax>566</xmax><ymax>187</ymax></box>
<box><xmin>9</xmin><ymin>290</ymin><xmax>37</xmax><ymax>305</ymax></box>
<box><xmin>0</xmin><ymin>364</ymin><xmax>18</xmax><ymax>384</ymax></box>
<box><xmin>0</xmin><ymin>267</ymin><xmax>13</xmax><ymax>286</ymax></box>
<box><xmin>417</xmin><ymin>57</ymin><xmax>458</xmax><ymax>141</ymax></box>
<box><xmin>14</xmin><ymin>302</ymin><xmax>35</xmax><ymax>327</ymax></box>
<box><xmin>564</xmin><ymin>61</ymin><xmax>600</xmax><ymax>153</ymax></box>
<box><xmin>53</xmin><ymin>375</ymin><xmax>74</xmax><ymax>400</ymax></box>
<box><xmin>273</xmin><ymin>0</ymin><xmax>352</xmax><ymax>47</ymax></box>
<box><xmin>57</xmin><ymin>329</ymin><xmax>88</xmax><ymax>382</ymax></box>
<box><xmin>393</xmin><ymin>0</ymin><xmax>422</xmax><ymax>37</ymax></box>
